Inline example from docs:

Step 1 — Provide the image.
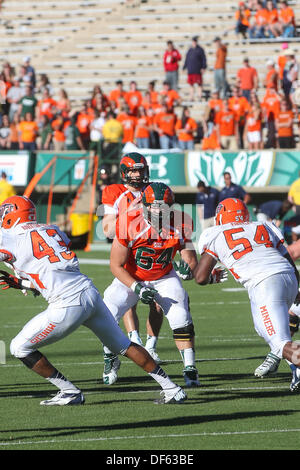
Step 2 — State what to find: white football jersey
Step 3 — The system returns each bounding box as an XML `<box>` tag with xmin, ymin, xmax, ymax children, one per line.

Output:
<box><xmin>0</xmin><ymin>222</ymin><xmax>92</xmax><ymax>305</ymax></box>
<box><xmin>198</xmin><ymin>221</ymin><xmax>295</xmax><ymax>289</ymax></box>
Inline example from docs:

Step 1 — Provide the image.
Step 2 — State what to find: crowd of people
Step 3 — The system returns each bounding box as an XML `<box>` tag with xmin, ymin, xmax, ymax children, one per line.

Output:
<box><xmin>234</xmin><ymin>0</ymin><xmax>297</xmax><ymax>39</ymax></box>
<box><xmin>0</xmin><ymin>1</ymin><xmax>298</xmax><ymax>158</ymax></box>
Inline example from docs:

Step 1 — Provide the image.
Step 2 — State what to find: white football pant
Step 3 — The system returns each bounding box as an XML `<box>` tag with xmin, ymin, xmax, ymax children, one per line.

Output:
<box><xmin>103</xmin><ymin>269</ymin><xmax>192</xmax><ymax>330</ymax></box>
<box><xmin>10</xmin><ymin>286</ymin><xmax>131</xmax><ymax>358</ymax></box>
<box><xmin>248</xmin><ymin>272</ymin><xmax>298</xmax><ymax>358</ymax></box>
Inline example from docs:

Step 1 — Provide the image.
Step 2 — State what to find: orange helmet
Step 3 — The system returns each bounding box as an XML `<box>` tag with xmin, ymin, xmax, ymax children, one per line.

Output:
<box><xmin>0</xmin><ymin>195</ymin><xmax>36</xmax><ymax>229</ymax></box>
<box><xmin>215</xmin><ymin>198</ymin><xmax>249</xmax><ymax>225</ymax></box>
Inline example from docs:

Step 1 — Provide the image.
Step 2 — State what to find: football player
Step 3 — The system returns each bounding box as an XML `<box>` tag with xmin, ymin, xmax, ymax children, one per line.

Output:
<box><xmin>0</xmin><ymin>195</ymin><xmax>187</xmax><ymax>405</ymax></box>
<box><xmin>102</xmin><ymin>182</ymin><xmax>228</xmax><ymax>388</ymax></box>
<box><xmin>194</xmin><ymin>197</ymin><xmax>300</xmax><ymax>392</ymax></box>
<box><xmin>100</xmin><ymin>152</ymin><xmax>164</xmax><ymax>385</ymax></box>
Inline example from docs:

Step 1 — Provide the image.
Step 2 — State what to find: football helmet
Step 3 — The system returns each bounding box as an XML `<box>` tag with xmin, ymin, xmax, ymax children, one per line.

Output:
<box><xmin>0</xmin><ymin>195</ymin><xmax>36</xmax><ymax>229</ymax></box>
<box><xmin>215</xmin><ymin>198</ymin><xmax>249</xmax><ymax>225</ymax></box>
<box><xmin>120</xmin><ymin>152</ymin><xmax>149</xmax><ymax>188</ymax></box>
<box><xmin>142</xmin><ymin>182</ymin><xmax>175</xmax><ymax>227</ymax></box>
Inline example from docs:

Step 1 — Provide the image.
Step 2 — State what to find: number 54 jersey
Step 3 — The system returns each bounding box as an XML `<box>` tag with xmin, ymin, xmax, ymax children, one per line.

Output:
<box><xmin>198</xmin><ymin>221</ymin><xmax>295</xmax><ymax>290</ymax></box>
<box><xmin>0</xmin><ymin>222</ymin><xmax>92</xmax><ymax>305</ymax></box>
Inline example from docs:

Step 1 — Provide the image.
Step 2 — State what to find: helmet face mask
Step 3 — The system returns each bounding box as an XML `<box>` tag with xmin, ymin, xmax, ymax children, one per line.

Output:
<box><xmin>142</xmin><ymin>182</ymin><xmax>175</xmax><ymax>230</ymax></box>
<box><xmin>120</xmin><ymin>152</ymin><xmax>149</xmax><ymax>188</ymax></box>
<box><xmin>0</xmin><ymin>196</ymin><xmax>36</xmax><ymax>229</ymax></box>
<box><xmin>215</xmin><ymin>198</ymin><xmax>249</xmax><ymax>225</ymax></box>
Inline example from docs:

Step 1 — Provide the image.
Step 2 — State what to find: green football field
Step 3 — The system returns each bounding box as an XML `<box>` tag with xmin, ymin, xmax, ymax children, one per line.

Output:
<box><xmin>1</xmin><ymin>247</ymin><xmax>300</xmax><ymax>451</ymax></box>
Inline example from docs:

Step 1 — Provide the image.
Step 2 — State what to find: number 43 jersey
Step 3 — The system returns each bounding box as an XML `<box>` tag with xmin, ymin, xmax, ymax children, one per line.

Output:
<box><xmin>198</xmin><ymin>221</ymin><xmax>295</xmax><ymax>290</ymax></box>
<box><xmin>0</xmin><ymin>223</ymin><xmax>92</xmax><ymax>305</ymax></box>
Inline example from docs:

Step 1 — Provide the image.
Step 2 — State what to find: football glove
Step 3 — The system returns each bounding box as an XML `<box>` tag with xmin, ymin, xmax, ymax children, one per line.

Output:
<box><xmin>209</xmin><ymin>268</ymin><xmax>228</xmax><ymax>284</ymax></box>
<box><xmin>173</xmin><ymin>259</ymin><xmax>193</xmax><ymax>281</ymax></box>
<box><xmin>132</xmin><ymin>282</ymin><xmax>158</xmax><ymax>305</ymax></box>
<box><xmin>0</xmin><ymin>270</ymin><xmax>40</xmax><ymax>296</ymax></box>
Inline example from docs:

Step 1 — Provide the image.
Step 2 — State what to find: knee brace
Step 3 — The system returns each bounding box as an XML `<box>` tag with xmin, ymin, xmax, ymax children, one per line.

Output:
<box><xmin>173</xmin><ymin>323</ymin><xmax>195</xmax><ymax>342</ymax></box>
<box><xmin>19</xmin><ymin>351</ymin><xmax>43</xmax><ymax>369</ymax></box>
<box><xmin>289</xmin><ymin>314</ymin><xmax>300</xmax><ymax>334</ymax></box>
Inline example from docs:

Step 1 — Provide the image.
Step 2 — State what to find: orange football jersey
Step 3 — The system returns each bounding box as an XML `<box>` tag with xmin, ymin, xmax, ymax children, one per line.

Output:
<box><xmin>116</xmin><ymin>208</ymin><xmax>193</xmax><ymax>281</ymax></box>
<box><xmin>101</xmin><ymin>183</ymin><xmax>143</xmax><ymax>216</ymax></box>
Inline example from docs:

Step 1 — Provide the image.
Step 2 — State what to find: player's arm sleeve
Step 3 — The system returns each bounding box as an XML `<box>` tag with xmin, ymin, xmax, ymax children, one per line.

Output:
<box><xmin>197</xmin><ymin>229</ymin><xmax>219</xmax><ymax>260</ymax></box>
<box><xmin>101</xmin><ymin>186</ymin><xmax>118</xmax><ymax>215</ymax></box>
<box><xmin>115</xmin><ymin>215</ymin><xmax>129</xmax><ymax>248</ymax></box>
<box><xmin>265</xmin><ymin>221</ymin><xmax>287</xmax><ymax>254</ymax></box>
<box><xmin>0</xmin><ymin>232</ymin><xmax>15</xmax><ymax>262</ymax></box>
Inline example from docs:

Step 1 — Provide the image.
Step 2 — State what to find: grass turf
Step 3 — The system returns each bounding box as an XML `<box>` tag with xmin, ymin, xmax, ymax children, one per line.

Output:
<box><xmin>0</xmin><ymin>248</ymin><xmax>300</xmax><ymax>451</ymax></box>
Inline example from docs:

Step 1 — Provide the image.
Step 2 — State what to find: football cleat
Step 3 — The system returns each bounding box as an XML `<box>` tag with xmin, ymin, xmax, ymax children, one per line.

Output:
<box><xmin>154</xmin><ymin>385</ymin><xmax>187</xmax><ymax>404</ymax></box>
<box><xmin>254</xmin><ymin>352</ymin><xmax>280</xmax><ymax>378</ymax></box>
<box><xmin>146</xmin><ymin>347</ymin><xmax>162</xmax><ymax>364</ymax></box>
<box><xmin>40</xmin><ymin>390</ymin><xmax>85</xmax><ymax>406</ymax></box>
<box><xmin>290</xmin><ymin>366</ymin><xmax>300</xmax><ymax>392</ymax></box>
<box><xmin>103</xmin><ymin>353</ymin><xmax>121</xmax><ymax>385</ymax></box>
<box><xmin>183</xmin><ymin>365</ymin><xmax>200</xmax><ymax>387</ymax></box>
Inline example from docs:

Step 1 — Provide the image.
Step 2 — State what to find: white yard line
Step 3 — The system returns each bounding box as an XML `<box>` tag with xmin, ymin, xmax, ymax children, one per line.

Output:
<box><xmin>1</xmin><ymin>427</ymin><xmax>300</xmax><ymax>447</ymax></box>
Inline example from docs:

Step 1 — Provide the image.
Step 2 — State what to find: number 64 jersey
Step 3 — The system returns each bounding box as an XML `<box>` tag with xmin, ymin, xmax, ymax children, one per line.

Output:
<box><xmin>198</xmin><ymin>221</ymin><xmax>295</xmax><ymax>290</ymax></box>
<box><xmin>0</xmin><ymin>222</ymin><xmax>92</xmax><ymax>306</ymax></box>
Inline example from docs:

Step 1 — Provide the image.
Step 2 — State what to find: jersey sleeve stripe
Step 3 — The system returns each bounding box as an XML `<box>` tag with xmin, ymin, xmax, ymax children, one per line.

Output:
<box><xmin>0</xmin><ymin>249</ymin><xmax>14</xmax><ymax>262</ymax></box>
<box><xmin>204</xmin><ymin>248</ymin><xmax>219</xmax><ymax>260</ymax></box>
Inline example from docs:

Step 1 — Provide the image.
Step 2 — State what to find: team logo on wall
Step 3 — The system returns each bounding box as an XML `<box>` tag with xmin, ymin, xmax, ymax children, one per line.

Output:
<box><xmin>185</xmin><ymin>150</ymin><xmax>275</xmax><ymax>187</ymax></box>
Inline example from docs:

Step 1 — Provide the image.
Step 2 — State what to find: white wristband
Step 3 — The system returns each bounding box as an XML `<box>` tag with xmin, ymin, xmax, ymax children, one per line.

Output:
<box><xmin>130</xmin><ymin>281</ymin><xmax>139</xmax><ymax>292</ymax></box>
<box><xmin>21</xmin><ymin>279</ymin><xmax>32</xmax><ymax>289</ymax></box>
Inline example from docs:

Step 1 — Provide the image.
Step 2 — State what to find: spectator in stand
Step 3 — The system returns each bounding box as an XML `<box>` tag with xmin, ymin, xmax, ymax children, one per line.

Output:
<box><xmin>265</xmin><ymin>0</ymin><xmax>279</xmax><ymax>38</ymax></box>
<box><xmin>0</xmin><ymin>171</ymin><xmax>16</xmax><ymax>205</ymax></box>
<box><xmin>125</xmin><ymin>81</ymin><xmax>143</xmax><ymax>116</ymax></box>
<box><xmin>91</xmin><ymin>85</ymin><xmax>109</xmax><ymax>111</ymax></box>
<box><xmin>0</xmin><ymin>115</ymin><xmax>10</xmax><ymax>149</ymax></box>
<box><xmin>261</xmin><ymin>85</ymin><xmax>281</xmax><ymax>148</ymax></box>
<box><xmin>146</xmin><ymin>107</ymin><xmax>160</xmax><ymax>149</ymax></box>
<box><xmin>234</xmin><ymin>1</ymin><xmax>252</xmax><ymax>39</ymax></box>
<box><xmin>282</xmin><ymin>49</ymin><xmax>298</xmax><ymax>107</ymax></box>
<box><xmin>277</xmin><ymin>43</ymin><xmax>288</xmax><ymax>91</ymax></box>
<box><xmin>39</xmin><ymin>115</ymin><xmax>53</xmax><ymax>150</ymax></box>
<box><xmin>264</xmin><ymin>59</ymin><xmax>278</xmax><ymax>92</ymax></box>
<box><xmin>201</xmin><ymin>109</ymin><xmax>221</xmax><ymax>151</ymax></box>
<box><xmin>219</xmin><ymin>171</ymin><xmax>251</xmax><ymax>204</ymax></box>
<box><xmin>19</xmin><ymin>84</ymin><xmax>37</xmax><ymax>118</ymax></box>
<box><xmin>109</xmin><ymin>80</ymin><xmax>127</xmax><ymax>109</ymax></box>
<box><xmin>206</xmin><ymin>90</ymin><xmax>223</xmax><ymax>125</ymax></box>
<box><xmin>175</xmin><ymin>107</ymin><xmax>197</xmax><ymax>150</ymax></box>
<box><xmin>276</xmin><ymin>0</ymin><xmax>296</xmax><ymax>38</ymax></box>
<box><xmin>228</xmin><ymin>86</ymin><xmax>250</xmax><ymax>149</ymax></box>
<box><xmin>215</xmin><ymin>99</ymin><xmax>239</xmax><ymax>151</ymax></box>
<box><xmin>134</xmin><ymin>106</ymin><xmax>151</xmax><ymax>149</ymax></box>
<box><xmin>89</xmin><ymin>109</ymin><xmax>106</xmax><ymax>155</ymax></box>
<box><xmin>160</xmin><ymin>80</ymin><xmax>181</xmax><ymax>110</ymax></box>
<box><xmin>153</xmin><ymin>103</ymin><xmax>177</xmax><ymax>149</ymax></box>
<box><xmin>18</xmin><ymin>65</ymin><xmax>31</xmax><ymax>92</ymax></box>
<box><xmin>249</xmin><ymin>1</ymin><xmax>269</xmax><ymax>39</ymax></box>
<box><xmin>236</xmin><ymin>57</ymin><xmax>258</xmax><ymax>102</ymax></box>
<box><xmin>146</xmin><ymin>81</ymin><xmax>159</xmax><ymax>107</ymax></box>
<box><xmin>37</xmin><ymin>88</ymin><xmax>57</xmax><ymax>124</ymax></box>
<box><xmin>117</xmin><ymin>104</ymin><xmax>137</xmax><ymax>144</ymax></box>
<box><xmin>183</xmin><ymin>36</ymin><xmax>207</xmax><ymax>102</ymax></box>
<box><xmin>51</xmin><ymin>115</ymin><xmax>66</xmax><ymax>152</ymax></box>
<box><xmin>36</xmin><ymin>74</ymin><xmax>54</xmax><ymax>98</ymax></box>
<box><xmin>213</xmin><ymin>37</ymin><xmax>227</xmax><ymax>99</ymax></box>
<box><xmin>243</xmin><ymin>101</ymin><xmax>263</xmax><ymax>150</ymax></box>
<box><xmin>163</xmin><ymin>41</ymin><xmax>182</xmax><ymax>91</ymax></box>
<box><xmin>18</xmin><ymin>111</ymin><xmax>39</xmax><ymax>151</ymax></box>
<box><xmin>196</xmin><ymin>181</ymin><xmax>220</xmax><ymax>229</ymax></box>
<box><xmin>64</xmin><ymin>114</ymin><xmax>85</xmax><ymax>151</ymax></box>
<box><xmin>76</xmin><ymin>102</ymin><xmax>93</xmax><ymax>149</ymax></box>
<box><xmin>56</xmin><ymin>89</ymin><xmax>71</xmax><ymax>118</ymax></box>
<box><xmin>8</xmin><ymin>113</ymin><xmax>20</xmax><ymax>150</ymax></box>
<box><xmin>6</xmin><ymin>76</ymin><xmax>24</xmax><ymax>121</ymax></box>
<box><xmin>275</xmin><ymin>98</ymin><xmax>295</xmax><ymax>149</ymax></box>
<box><xmin>101</xmin><ymin>110</ymin><xmax>123</xmax><ymax>160</ymax></box>
<box><xmin>23</xmin><ymin>56</ymin><xmax>36</xmax><ymax>88</ymax></box>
